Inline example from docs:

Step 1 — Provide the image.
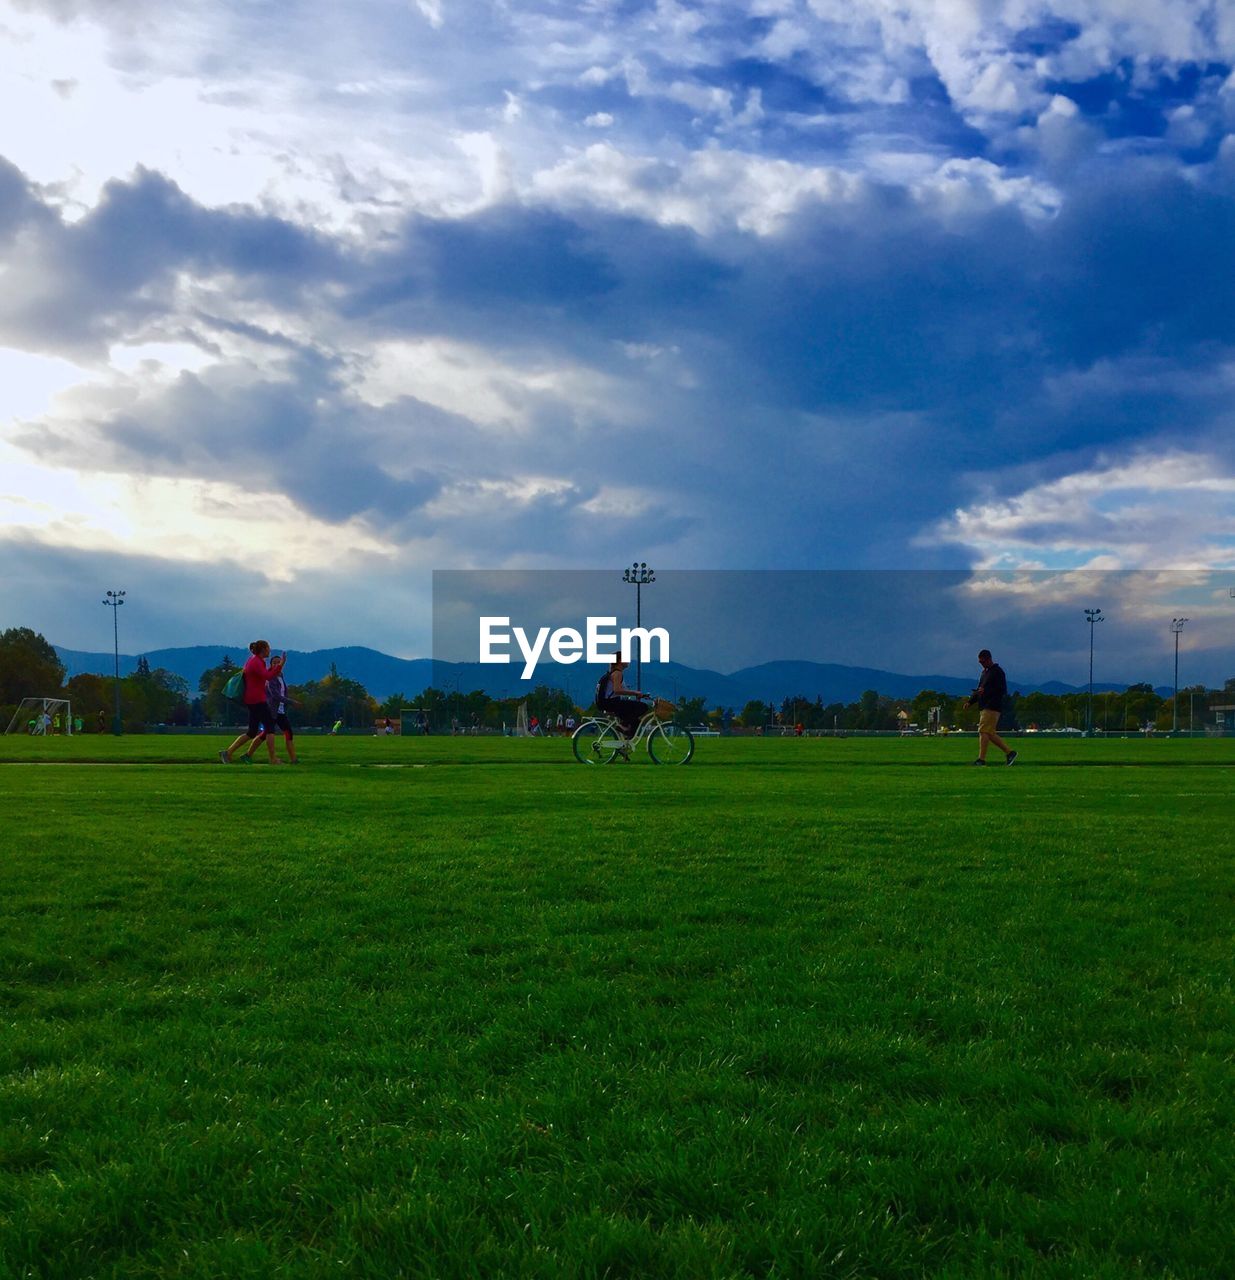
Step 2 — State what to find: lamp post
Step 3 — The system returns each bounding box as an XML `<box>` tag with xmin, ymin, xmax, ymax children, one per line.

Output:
<box><xmin>621</xmin><ymin>561</ymin><xmax>655</xmax><ymax>691</ymax></box>
<box><xmin>449</xmin><ymin>674</ymin><xmax>462</xmax><ymax>734</ymax></box>
<box><xmin>102</xmin><ymin>589</ymin><xmax>126</xmax><ymax>735</ymax></box>
<box><xmin>1083</xmin><ymin>608</ymin><xmax>1103</xmax><ymax>735</ymax></box>
<box><xmin>1170</xmin><ymin>617</ymin><xmax>1187</xmax><ymax>734</ymax></box>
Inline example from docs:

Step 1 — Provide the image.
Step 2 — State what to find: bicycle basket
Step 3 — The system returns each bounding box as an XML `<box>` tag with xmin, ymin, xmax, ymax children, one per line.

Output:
<box><xmin>652</xmin><ymin>697</ymin><xmax>675</xmax><ymax>720</ymax></box>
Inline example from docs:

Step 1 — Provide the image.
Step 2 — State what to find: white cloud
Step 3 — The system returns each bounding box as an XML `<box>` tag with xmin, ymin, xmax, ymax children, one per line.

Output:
<box><xmin>927</xmin><ymin>451</ymin><xmax>1235</xmax><ymax>569</ymax></box>
<box><xmin>413</xmin><ymin>0</ymin><xmax>444</xmax><ymax>31</ymax></box>
<box><xmin>0</xmin><ymin>346</ymin><xmax>90</xmax><ymax>420</ymax></box>
<box><xmin>914</xmin><ymin>156</ymin><xmax>1062</xmax><ymax>219</ymax></box>
<box><xmin>350</xmin><ymin>337</ymin><xmax>624</xmax><ymax>430</ymax></box>
<box><xmin>532</xmin><ymin>141</ymin><xmax>864</xmax><ymax>234</ymax></box>
<box><xmin>0</xmin><ymin>437</ymin><xmax>394</xmax><ymax>575</ymax></box>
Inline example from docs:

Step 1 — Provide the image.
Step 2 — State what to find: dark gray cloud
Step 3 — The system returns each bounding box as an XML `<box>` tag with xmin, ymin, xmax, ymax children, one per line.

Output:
<box><xmin>7</xmin><ymin>144</ymin><xmax>1235</xmax><ymax>572</ymax></box>
<box><xmin>0</xmin><ymin>166</ymin><xmax>342</xmax><ymax>356</ymax></box>
<box><xmin>3</xmin><ymin>0</ymin><xmax>1235</xmax><ymax>659</ymax></box>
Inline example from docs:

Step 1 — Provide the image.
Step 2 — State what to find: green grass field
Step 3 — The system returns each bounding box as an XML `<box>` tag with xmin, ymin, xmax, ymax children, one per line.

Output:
<box><xmin>2</xmin><ymin>734</ymin><xmax>1232</xmax><ymax>1278</ymax></box>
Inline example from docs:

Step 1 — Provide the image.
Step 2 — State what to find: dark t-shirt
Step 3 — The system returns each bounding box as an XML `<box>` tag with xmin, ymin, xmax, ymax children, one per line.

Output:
<box><xmin>976</xmin><ymin>663</ymin><xmax>1007</xmax><ymax>712</ymax></box>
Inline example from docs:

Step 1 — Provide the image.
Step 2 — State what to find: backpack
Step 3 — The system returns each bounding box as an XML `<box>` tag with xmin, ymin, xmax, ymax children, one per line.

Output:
<box><xmin>223</xmin><ymin>670</ymin><xmax>245</xmax><ymax>701</ymax></box>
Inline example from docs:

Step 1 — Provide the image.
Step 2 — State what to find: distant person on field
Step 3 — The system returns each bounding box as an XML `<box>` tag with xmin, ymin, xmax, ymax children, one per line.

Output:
<box><xmin>97</xmin><ymin>709</ymin><xmax>106</xmax><ymax>733</ymax></box>
<box><xmin>596</xmin><ymin>656</ymin><xmax>650</xmax><ymax>741</ymax></box>
<box><xmin>243</xmin><ymin>655</ymin><xmax>298</xmax><ymax>764</ymax></box>
<box><xmin>220</xmin><ymin>641</ymin><xmax>286</xmax><ymax>765</ymax></box>
<box><xmin>330</xmin><ymin>718</ymin><xmax>343</xmax><ymax>735</ymax></box>
<box><xmin>968</xmin><ymin>649</ymin><xmax>1017</xmax><ymax>766</ymax></box>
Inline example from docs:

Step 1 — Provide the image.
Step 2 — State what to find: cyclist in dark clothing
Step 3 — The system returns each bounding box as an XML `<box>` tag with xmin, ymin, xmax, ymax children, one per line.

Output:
<box><xmin>596</xmin><ymin>657</ymin><xmax>651</xmax><ymax>740</ymax></box>
<box><xmin>967</xmin><ymin>649</ymin><xmax>1017</xmax><ymax>765</ymax></box>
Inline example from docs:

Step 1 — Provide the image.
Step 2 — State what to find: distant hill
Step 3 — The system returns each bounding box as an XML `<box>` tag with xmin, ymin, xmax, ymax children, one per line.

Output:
<box><xmin>54</xmin><ymin>645</ymin><xmax>439</xmax><ymax>699</ymax></box>
<box><xmin>54</xmin><ymin>644</ymin><xmax>1161</xmax><ymax>705</ymax></box>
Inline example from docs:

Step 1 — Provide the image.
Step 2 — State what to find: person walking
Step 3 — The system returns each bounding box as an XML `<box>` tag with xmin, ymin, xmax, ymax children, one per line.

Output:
<box><xmin>968</xmin><ymin>649</ymin><xmax>1017</xmax><ymax>766</ymax></box>
<box><xmin>242</xmin><ymin>654</ymin><xmax>298</xmax><ymax>764</ymax></box>
<box><xmin>220</xmin><ymin>641</ymin><xmax>286</xmax><ymax>764</ymax></box>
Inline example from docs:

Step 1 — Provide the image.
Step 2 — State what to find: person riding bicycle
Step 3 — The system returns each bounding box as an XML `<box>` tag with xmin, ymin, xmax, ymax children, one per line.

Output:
<box><xmin>596</xmin><ymin>656</ymin><xmax>651</xmax><ymax>740</ymax></box>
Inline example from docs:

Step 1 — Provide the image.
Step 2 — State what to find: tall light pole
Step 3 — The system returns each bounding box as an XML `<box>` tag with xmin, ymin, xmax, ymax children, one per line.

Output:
<box><xmin>1170</xmin><ymin>617</ymin><xmax>1187</xmax><ymax>734</ymax></box>
<box><xmin>102</xmin><ymin>589</ymin><xmax>126</xmax><ymax>735</ymax></box>
<box><xmin>449</xmin><ymin>673</ymin><xmax>462</xmax><ymax>734</ymax></box>
<box><xmin>621</xmin><ymin>561</ymin><xmax>655</xmax><ymax>692</ymax></box>
<box><xmin>1084</xmin><ymin>607</ymin><xmax>1103</xmax><ymax>735</ymax></box>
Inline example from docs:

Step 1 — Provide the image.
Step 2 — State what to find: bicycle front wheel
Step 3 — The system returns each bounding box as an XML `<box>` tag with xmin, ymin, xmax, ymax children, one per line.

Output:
<box><xmin>648</xmin><ymin>722</ymin><xmax>694</xmax><ymax>764</ymax></box>
<box><xmin>572</xmin><ymin>719</ymin><xmax>623</xmax><ymax>764</ymax></box>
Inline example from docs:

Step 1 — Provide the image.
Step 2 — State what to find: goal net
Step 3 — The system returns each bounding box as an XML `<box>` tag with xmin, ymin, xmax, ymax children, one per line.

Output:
<box><xmin>514</xmin><ymin>702</ymin><xmax>529</xmax><ymax>737</ymax></box>
<box><xmin>5</xmin><ymin>697</ymin><xmax>73</xmax><ymax>735</ymax></box>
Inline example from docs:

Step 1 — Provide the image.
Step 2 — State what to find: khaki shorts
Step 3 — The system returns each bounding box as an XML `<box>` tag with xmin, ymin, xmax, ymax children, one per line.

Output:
<box><xmin>979</xmin><ymin>709</ymin><xmax>1001</xmax><ymax>736</ymax></box>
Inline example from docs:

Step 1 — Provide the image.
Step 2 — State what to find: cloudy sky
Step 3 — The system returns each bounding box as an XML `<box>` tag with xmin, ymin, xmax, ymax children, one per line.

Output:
<box><xmin>1</xmin><ymin>0</ymin><xmax>1234</xmax><ymax>674</ymax></box>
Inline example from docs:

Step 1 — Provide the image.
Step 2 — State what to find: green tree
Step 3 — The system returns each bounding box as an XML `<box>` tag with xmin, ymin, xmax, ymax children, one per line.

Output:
<box><xmin>125</xmin><ymin>666</ymin><xmax>191</xmax><ymax>729</ymax></box>
<box><xmin>909</xmin><ymin>689</ymin><xmax>951</xmax><ymax>729</ymax></box>
<box><xmin>853</xmin><ymin>689</ymin><xmax>898</xmax><ymax>730</ymax></box>
<box><xmin>198</xmin><ymin>655</ymin><xmax>240</xmax><ymax>724</ymax></box>
<box><xmin>295</xmin><ymin>667</ymin><xmax>376</xmax><ymax>729</ymax></box>
<box><xmin>1017</xmin><ymin>690</ymin><xmax>1060</xmax><ymax>730</ymax></box>
<box><xmin>378</xmin><ymin>692</ymin><xmax>408</xmax><ymax>719</ymax></box>
<box><xmin>0</xmin><ymin>627</ymin><xmax>66</xmax><ymax>706</ymax></box>
<box><xmin>738</xmin><ymin>700</ymin><xmax>767</xmax><ymax>728</ymax></box>
<box><xmin>65</xmin><ymin>673</ymin><xmax>110</xmax><ymax>728</ymax></box>
<box><xmin>1122</xmin><ymin>683</ymin><xmax>1163</xmax><ymax>731</ymax></box>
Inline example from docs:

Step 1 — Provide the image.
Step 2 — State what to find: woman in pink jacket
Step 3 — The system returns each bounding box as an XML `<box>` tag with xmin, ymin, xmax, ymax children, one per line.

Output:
<box><xmin>219</xmin><ymin>640</ymin><xmax>286</xmax><ymax>765</ymax></box>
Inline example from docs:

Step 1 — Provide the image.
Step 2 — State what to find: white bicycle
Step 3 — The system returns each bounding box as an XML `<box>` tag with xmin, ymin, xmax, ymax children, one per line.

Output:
<box><xmin>571</xmin><ymin>700</ymin><xmax>695</xmax><ymax>765</ymax></box>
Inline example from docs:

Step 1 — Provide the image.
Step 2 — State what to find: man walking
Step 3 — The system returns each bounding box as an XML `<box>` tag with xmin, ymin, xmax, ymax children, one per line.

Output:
<box><xmin>968</xmin><ymin>649</ymin><xmax>1018</xmax><ymax>766</ymax></box>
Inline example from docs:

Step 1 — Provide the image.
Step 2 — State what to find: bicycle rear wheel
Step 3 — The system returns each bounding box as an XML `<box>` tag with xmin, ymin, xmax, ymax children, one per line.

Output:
<box><xmin>648</xmin><ymin>722</ymin><xmax>694</xmax><ymax>764</ymax></box>
<box><xmin>572</xmin><ymin>719</ymin><xmax>623</xmax><ymax>764</ymax></box>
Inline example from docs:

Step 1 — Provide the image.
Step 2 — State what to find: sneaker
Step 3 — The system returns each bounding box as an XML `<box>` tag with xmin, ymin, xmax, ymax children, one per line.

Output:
<box><xmin>1006</xmin><ymin>750</ymin><xmax>1018</xmax><ymax>766</ymax></box>
<box><xmin>240</xmin><ymin>754</ymin><xmax>254</xmax><ymax>764</ymax></box>
<box><xmin>218</xmin><ymin>750</ymin><xmax>231</xmax><ymax>764</ymax></box>
<box><xmin>973</xmin><ymin>758</ymin><xmax>986</xmax><ymax>765</ymax></box>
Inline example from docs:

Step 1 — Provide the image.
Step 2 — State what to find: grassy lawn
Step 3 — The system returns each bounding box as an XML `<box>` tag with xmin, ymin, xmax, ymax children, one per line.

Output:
<box><xmin>1</xmin><ymin>735</ymin><xmax>1232</xmax><ymax>1277</ymax></box>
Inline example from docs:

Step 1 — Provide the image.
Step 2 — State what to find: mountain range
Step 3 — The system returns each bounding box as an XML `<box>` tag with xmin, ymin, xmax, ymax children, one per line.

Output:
<box><xmin>54</xmin><ymin>644</ymin><xmax>1166</xmax><ymax>706</ymax></box>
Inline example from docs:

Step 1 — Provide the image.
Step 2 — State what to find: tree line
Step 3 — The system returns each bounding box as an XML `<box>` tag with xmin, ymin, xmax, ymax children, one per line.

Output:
<box><xmin>2</xmin><ymin>626</ymin><xmax>1232</xmax><ymax>734</ymax></box>
<box><xmin>0</xmin><ymin>628</ymin><xmax>576</xmax><ymax>732</ymax></box>
<box><xmin>736</xmin><ymin>681</ymin><xmax>1231</xmax><ymax>734</ymax></box>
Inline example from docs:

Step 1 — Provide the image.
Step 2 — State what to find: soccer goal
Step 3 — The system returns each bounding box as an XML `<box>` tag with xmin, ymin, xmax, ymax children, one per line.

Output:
<box><xmin>5</xmin><ymin>697</ymin><xmax>73</xmax><ymax>735</ymax></box>
<box><xmin>513</xmin><ymin>702</ymin><xmax>529</xmax><ymax>737</ymax></box>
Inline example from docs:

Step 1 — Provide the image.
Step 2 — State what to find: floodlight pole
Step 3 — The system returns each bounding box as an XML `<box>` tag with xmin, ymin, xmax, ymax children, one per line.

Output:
<box><xmin>1170</xmin><ymin>618</ymin><xmax>1187</xmax><ymax>734</ymax></box>
<box><xmin>450</xmin><ymin>674</ymin><xmax>461</xmax><ymax>733</ymax></box>
<box><xmin>621</xmin><ymin>561</ymin><xmax>655</xmax><ymax>692</ymax></box>
<box><xmin>1083</xmin><ymin>608</ymin><xmax>1103</xmax><ymax>735</ymax></box>
<box><xmin>102</xmin><ymin>589</ymin><xmax>126</xmax><ymax>735</ymax></box>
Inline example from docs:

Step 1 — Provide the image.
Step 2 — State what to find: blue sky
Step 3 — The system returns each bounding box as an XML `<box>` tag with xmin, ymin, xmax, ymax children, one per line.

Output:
<box><xmin>1</xmin><ymin>0</ymin><xmax>1234</xmax><ymax>676</ymax></box>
